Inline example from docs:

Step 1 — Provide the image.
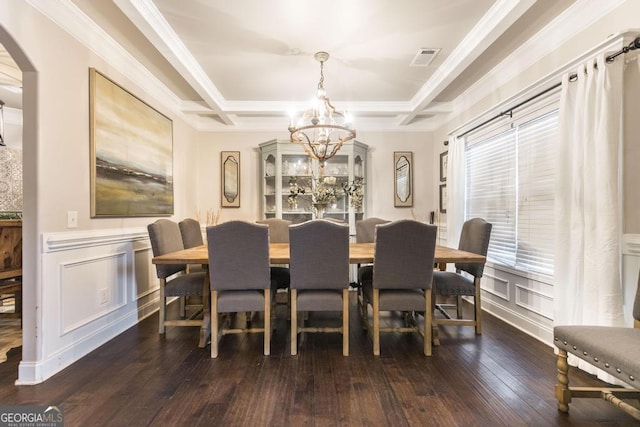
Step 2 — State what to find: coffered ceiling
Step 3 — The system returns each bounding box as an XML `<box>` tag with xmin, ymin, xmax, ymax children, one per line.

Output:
<box><xmin>3</xmin><ymin>0</ymin><xmax>580</xmax><ymax>132</ymax></box>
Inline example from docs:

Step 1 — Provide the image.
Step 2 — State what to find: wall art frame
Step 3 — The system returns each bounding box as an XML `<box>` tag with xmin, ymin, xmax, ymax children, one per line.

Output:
<box><xmin>439</xmin><ymin>183</ymin><xmax>447</xmax><ymax>214</ymax></box>
<box><xmin>221</xmin><ymin>151</ymin><xmax>240</xmax><ymax>208</ymax></box>
<box><xmin>439</xmin><ymin>151</ymin><xmax>448</xmax><ymax>182</ymax></box>
<box><xmin>89</xmin><ymin>68</ymin><xmax>174</xmax><ymax>217</ymax></box>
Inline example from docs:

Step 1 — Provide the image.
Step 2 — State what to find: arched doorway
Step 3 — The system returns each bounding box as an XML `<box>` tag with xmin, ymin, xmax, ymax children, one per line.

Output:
<box><xmin>0</xmin><ymin>25</ymin><xmax>38</xmax><ymax>383</ymax></box>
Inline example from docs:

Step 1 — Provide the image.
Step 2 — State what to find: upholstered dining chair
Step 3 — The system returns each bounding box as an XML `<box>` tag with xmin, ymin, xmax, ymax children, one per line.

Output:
<box><xmin>147</xmin><ymin>219</ymin><xmax>208</xmax><ymax>335</ymax></box>
<box><xmin>256</xmin><ymin>218</ymin><xmax>292</xmax><ymax>291</ymax></box>
<box><xmin>432</xmin><ymin>217</ymin><xmax>492</xmax><ymax>335</ymax></box>
<box><xmin>355</xmin><ymin>217</ymin><xmax>390</xmax><ymax>244</ymax></box>
<box><xmin>355</xmin><ymin>217</ymin><xmax>390</xmax><ymax>315</ymax></box>
<box><xmin>179</xmin><ymin>218</ymin><xmax>204</xmax><ymax>248</ymax></box>
<box><xmin>289</xmin><ymin>219</ymin><xmax>350</xmax><ymax>356</ymax></box>
<box><xmin>207</xmin><ymin>221</ymin><xmax>271</xmax><ymax>358</ymax></box>
<box><xmin>178</xmin><ymin>218</ymin><xmax>206</xmax><ymax>313</ymax></box>
<box><xmin>360</xmin><ymin>220</ymin><xmax>437</xmax><ymax>356</ymax></box>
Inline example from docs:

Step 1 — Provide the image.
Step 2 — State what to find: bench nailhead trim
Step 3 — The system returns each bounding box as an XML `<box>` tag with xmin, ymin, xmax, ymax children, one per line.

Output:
<box><xmin>593</xmin><ymin>357</ymin><xmax>598</xmax><ymax>362</ymax></box>
<box><xmin>605</xmin><ymin>363</ymin><xmax>610</xmax><ymax>368</ymax></box>
<box><xmin>554</xmin><ymin>337</ymin><xmax>558</xmax><ymax>341</ymax></box>
<box><xmin>630</xmin><ymin>376</ymin><xmax>635</xmax><ymax>381</ymax></box>
<box><xmin>617</xmin><ymin>368</ymin><xmax>622</xmax><ymax>373</ymax></box>
<box><xmin>572</xmin><ymin>345</ymin><xmax>577</xmax><ymax>350</ymax></box>
<box><xmin>583</xmin><ymin>351</ymin><xmax>588</xmax><ymax>356</ymax></box>
<box><xmin>563</xmin><ymin>340</ymin><xmax>567</xmax><ymax>345</ymax></box>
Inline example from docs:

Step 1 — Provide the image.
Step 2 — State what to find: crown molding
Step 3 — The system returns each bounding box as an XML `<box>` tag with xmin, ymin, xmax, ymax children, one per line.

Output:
<box><xmin>25</xmin><ymin>0</ymin><xmax>200</xmax><ymax>128</ymax></box>
<box><xmin>113</xmin><ymin>0</ymin><xmax>231</xmax><ymax>125</ymax></box>
<box><xmin>401</xmin><ymin>0</ymin><xmax>537</xmax><ymax>126</ymax></box>
<box><xmin>443</xmin><ymin>0</ymin><xmax>628</xmax><ymax>132</ymax></box>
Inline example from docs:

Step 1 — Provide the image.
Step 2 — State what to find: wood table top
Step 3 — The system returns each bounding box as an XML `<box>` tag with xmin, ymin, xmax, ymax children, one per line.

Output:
<box><xmin>152</xmin><ymin>242</ymin><xmax>485</xmax><ymax>265</ymax></box>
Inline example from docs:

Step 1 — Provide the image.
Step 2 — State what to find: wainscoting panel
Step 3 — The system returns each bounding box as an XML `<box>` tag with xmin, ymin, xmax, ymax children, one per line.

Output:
<box><xmin>480</xmin><ymin>265</ymin><xmax>554</xmax><ymax>345</ymax></box>
<box><xmin>133</xmin><ymin>244</ymin><xmax>158</xmax><ymax>300</ymax></box>
<box><xmin>19</xmin><ymin>228</ymin><xmax>157</xmax><ymax>384</ymax></box>
<box><xmin>60</xmin><ymin>252</ymin><xmax>127</xmax><ymax>335</ymax></box>
<box><xmin>515</xmin><ymin>284</ymin><xmax>553</xmax><ymax>320</ymax></box>
<box><xmin>482</xmin><ymin>272</ymin><xmax>509</xmax><ymax>301</ymax></box>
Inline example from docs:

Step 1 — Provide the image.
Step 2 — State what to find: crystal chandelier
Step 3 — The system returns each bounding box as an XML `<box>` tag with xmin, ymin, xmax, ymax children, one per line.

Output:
<box><xmin>288</xmin><ymin>51</ymin><xmax>355</xmax><ymax>167</ymax></box>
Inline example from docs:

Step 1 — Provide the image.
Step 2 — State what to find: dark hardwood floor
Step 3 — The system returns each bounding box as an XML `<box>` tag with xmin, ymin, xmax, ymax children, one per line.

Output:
<box><xmin>0</xmin><ymin>293</ymin><xmax>638</xmax><ymax>426</ymax></box>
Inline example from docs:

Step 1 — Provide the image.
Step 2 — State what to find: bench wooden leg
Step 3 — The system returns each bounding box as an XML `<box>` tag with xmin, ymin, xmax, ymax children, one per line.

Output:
<box><xmin>555</xmin><ymin>348</ymin><xmax>571</xmax><ymax>413</ymax></box>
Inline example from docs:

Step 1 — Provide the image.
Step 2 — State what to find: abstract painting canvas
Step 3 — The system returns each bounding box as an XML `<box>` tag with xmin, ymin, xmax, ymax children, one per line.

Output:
<box><xmin>90</xmin><ymin>68</ymin><xmax>173</xmax><ymax>217</ymax></box>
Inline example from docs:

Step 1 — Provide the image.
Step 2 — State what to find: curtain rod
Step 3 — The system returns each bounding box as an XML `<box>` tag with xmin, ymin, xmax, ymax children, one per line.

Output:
<box><xmin>456</xmin><ymin>34</ymin><xmax>640</xmax><ymax>140</ymax></box>
<box><xmin>606</xmin><ymin>36</ymin><xmax>640</xmax><ymax>63</ymax></box>
<box><xmin>456</xmin><ymin>82</ymin><xmax>561</xmax><ymax>139</ymax></box>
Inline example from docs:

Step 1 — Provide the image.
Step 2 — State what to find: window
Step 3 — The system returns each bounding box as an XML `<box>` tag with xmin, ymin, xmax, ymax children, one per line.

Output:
<box><xmin>465</xmin><ymin>109</ymin><xmax>558</xmax><ymax>277</ymax></box>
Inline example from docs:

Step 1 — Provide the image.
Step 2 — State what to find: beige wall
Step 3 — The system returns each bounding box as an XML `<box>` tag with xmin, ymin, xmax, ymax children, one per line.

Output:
<box><xmin>0</xmin><ymin>0</ymin><xmax>201</xmax><ymax>375</ymax></box>
<box><xmin>195</xmin><ymin>131</ymin><xmax>436</xmax><ymax>225</ymax></box>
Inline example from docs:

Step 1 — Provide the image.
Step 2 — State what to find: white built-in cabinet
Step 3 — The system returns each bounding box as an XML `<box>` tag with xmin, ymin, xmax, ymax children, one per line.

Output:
<box><xmin>259</xmin><ymin>139</ymin><xmax>368</xmax><ymax>234</ymax></box>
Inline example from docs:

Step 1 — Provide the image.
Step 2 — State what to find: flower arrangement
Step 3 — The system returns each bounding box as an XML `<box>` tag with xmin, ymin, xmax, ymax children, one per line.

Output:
<box><xmin>287</xmin><ymin>176</ymin><xmax>306</xmax><ymax>208</ymax></box>
<box><xmin>287</xmin><ymin>175</ymin><xmax>363</xmax><ymax>211</ymax></box>
<box><xmin>342</xmin><ymin>177</ymin><xmax>365</xmax><ymax>210</ymax></box>
<box><xmin>312</xmin><ymin>176</ymin><xmax>341</xmax><ymax>205</ymax></box>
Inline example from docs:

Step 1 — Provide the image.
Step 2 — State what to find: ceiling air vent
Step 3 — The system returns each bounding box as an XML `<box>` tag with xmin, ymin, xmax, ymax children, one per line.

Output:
<box><xmin>410</xmin><ymin>48</ymin><xmax>441</xmax><ymax>67</ymax></box>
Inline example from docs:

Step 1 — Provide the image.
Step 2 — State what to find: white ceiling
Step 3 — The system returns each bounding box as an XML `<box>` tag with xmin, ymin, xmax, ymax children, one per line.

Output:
<box><xmin>2</xmin><ymin>0</ymin><xmax>579</xmax><ymax>132</ymax></box>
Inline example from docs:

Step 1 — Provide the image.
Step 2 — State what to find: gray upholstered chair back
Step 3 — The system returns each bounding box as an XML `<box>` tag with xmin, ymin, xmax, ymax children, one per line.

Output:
<box><xmin>289</xmin><ymin>220</ymin><xmax>349</xmax><ymax>290</ymax></box>
<box><xmin>256</xmin><ymin>218</ymin><xmax>292</xmax><ymax>243</ymax></box>
<box><xmin>372</xmin><ymin>220</ymin><xmax>437</xmax><ymax>290</ymax></box>
<box><xmin>455</xmin><ymin>218</ymin><xmax>492</xmax><ymax>278</ymax></box>
<box><xmin>147</xmin><ymin>219</ymin><xmax>186</xmax><ymax>279</ymax></box>
<box><xmin>207</xmin><ymin>221</ymin><xmax>271</xmax><ymax>291</ymax></box>
<box><xmin>356</xmin><ymin>217</ymin><xmax>390</xmax><ymax>243</ymax></box>
<box><xmin>634</xmin><ymin>270</ymin><xmax>640</xmax><ymax>322</ymax></box>
<box><xmin>178</xmin><ymin>218</ymin><xmax>204</xmax><ymax>248</ymax></box>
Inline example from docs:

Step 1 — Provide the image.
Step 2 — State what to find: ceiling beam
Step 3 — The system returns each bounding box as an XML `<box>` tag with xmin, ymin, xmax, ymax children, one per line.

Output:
<box><xmin>114</xmin><ymin>0</ymin><xmax>233</xmax><ymax>125</ymax></box>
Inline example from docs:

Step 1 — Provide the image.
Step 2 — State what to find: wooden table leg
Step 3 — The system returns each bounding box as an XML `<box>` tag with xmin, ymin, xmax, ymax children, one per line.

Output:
<box><xmin>198</xmin><ymin>266</ymin><xmax>211</xmax><ymax>348</ymax></box>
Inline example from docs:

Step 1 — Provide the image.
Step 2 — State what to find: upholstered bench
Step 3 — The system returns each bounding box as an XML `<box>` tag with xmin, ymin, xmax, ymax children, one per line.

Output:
<box><xmin>553</xmin><ymin>274</ymin><xmax>640</xmax><ymax>420</ymax></box>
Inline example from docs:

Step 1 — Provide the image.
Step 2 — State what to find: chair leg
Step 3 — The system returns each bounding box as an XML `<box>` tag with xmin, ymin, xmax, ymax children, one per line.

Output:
<box><xmin>555</xmin><ymin>348</ymin><xmax>571</xmax><ymax>413</ymax></box>
<box><xmin>456</xmin><ymin>296</ymin><xmax>463</xmax><ymax>319</ymax></box>
<box><xmin>360</xmin><ymin>289</ymin><xmax>369</xmax><ymax>331</ymax></box>
<box><xmin>431</xmin><ymin>288</ymin><xmax>440</xmax><ymax>346</ymax></box>
<box><xmin>373</xmin><ymin>288</ymin><xmax>380</xmax><ymax>356</ymax></box>
<box><xmin>180</xmin><ymin>296</ymin><xmax>186</xmax><ymax>318</ymax></box>
<box><xmin>424</xmin><ymin>289</ymin><xmax>432</xmax><ymax>356</ymax></box>
<box><xmin>264</xmin><ymin>289</ymin><xmax>271</xmax><ymax>356</ymax></box>
<box><xmin>342</xmin><ymin>289</ymin><xmax>349</xmax><ymax>356</ymax></box>
<box><xmin>474</xmin><ymin>277</ymin><xmax>482</xmax><ymax>335</ymax></box>
<box><xmin>211</xmin><ymin>290</ymin><xmax>218</xmax><ymax>358</ymax></box>
<box><xmin>159</xmin><ymin>278</ymin><xmax>166</xmax><ymax>334</ymax></box>
<box><xmin>291</xmin><ymin>289</ymin><xmax>298</xmax><ymax>355</ymax></box>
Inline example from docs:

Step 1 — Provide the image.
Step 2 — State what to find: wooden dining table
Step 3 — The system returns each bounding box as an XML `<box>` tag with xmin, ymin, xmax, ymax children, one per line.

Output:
<box><xmin>152</xmin><ymin>242</ymin><xmax>486</xmax><ymax>347</ymax></box>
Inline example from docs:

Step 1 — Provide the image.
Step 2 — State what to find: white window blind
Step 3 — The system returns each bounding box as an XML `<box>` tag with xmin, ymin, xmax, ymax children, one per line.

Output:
<box><xmin>465</xmin><ymin>109</ymin><xmax>558</xmax><ymax>277</ymax></box>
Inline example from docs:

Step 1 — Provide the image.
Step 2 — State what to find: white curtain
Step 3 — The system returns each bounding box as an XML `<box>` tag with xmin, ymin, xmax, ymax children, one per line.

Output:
<box><xmin>445</xmin><ymin>135</ymin><xmax>466</xmax><ymax>249</ymax></box>
<box><xmin>555</xmin><ymin>53</ymin><xmax>625</xmax><ymax>334</ymax></box>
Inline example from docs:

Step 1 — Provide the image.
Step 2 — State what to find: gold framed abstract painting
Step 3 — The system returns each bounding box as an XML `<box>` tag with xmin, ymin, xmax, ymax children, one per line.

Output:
<box><xmin>89</xmin><ymin>68</ymin><xmax>174</xmax><ymax>217</ymax></box>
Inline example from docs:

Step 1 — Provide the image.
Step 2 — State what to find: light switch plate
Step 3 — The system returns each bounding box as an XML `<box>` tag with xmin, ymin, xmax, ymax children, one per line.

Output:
<box><xmin>67</xmin><ymin>211</ymin><xmax>78</xmax><ymax>228</ymax></box>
